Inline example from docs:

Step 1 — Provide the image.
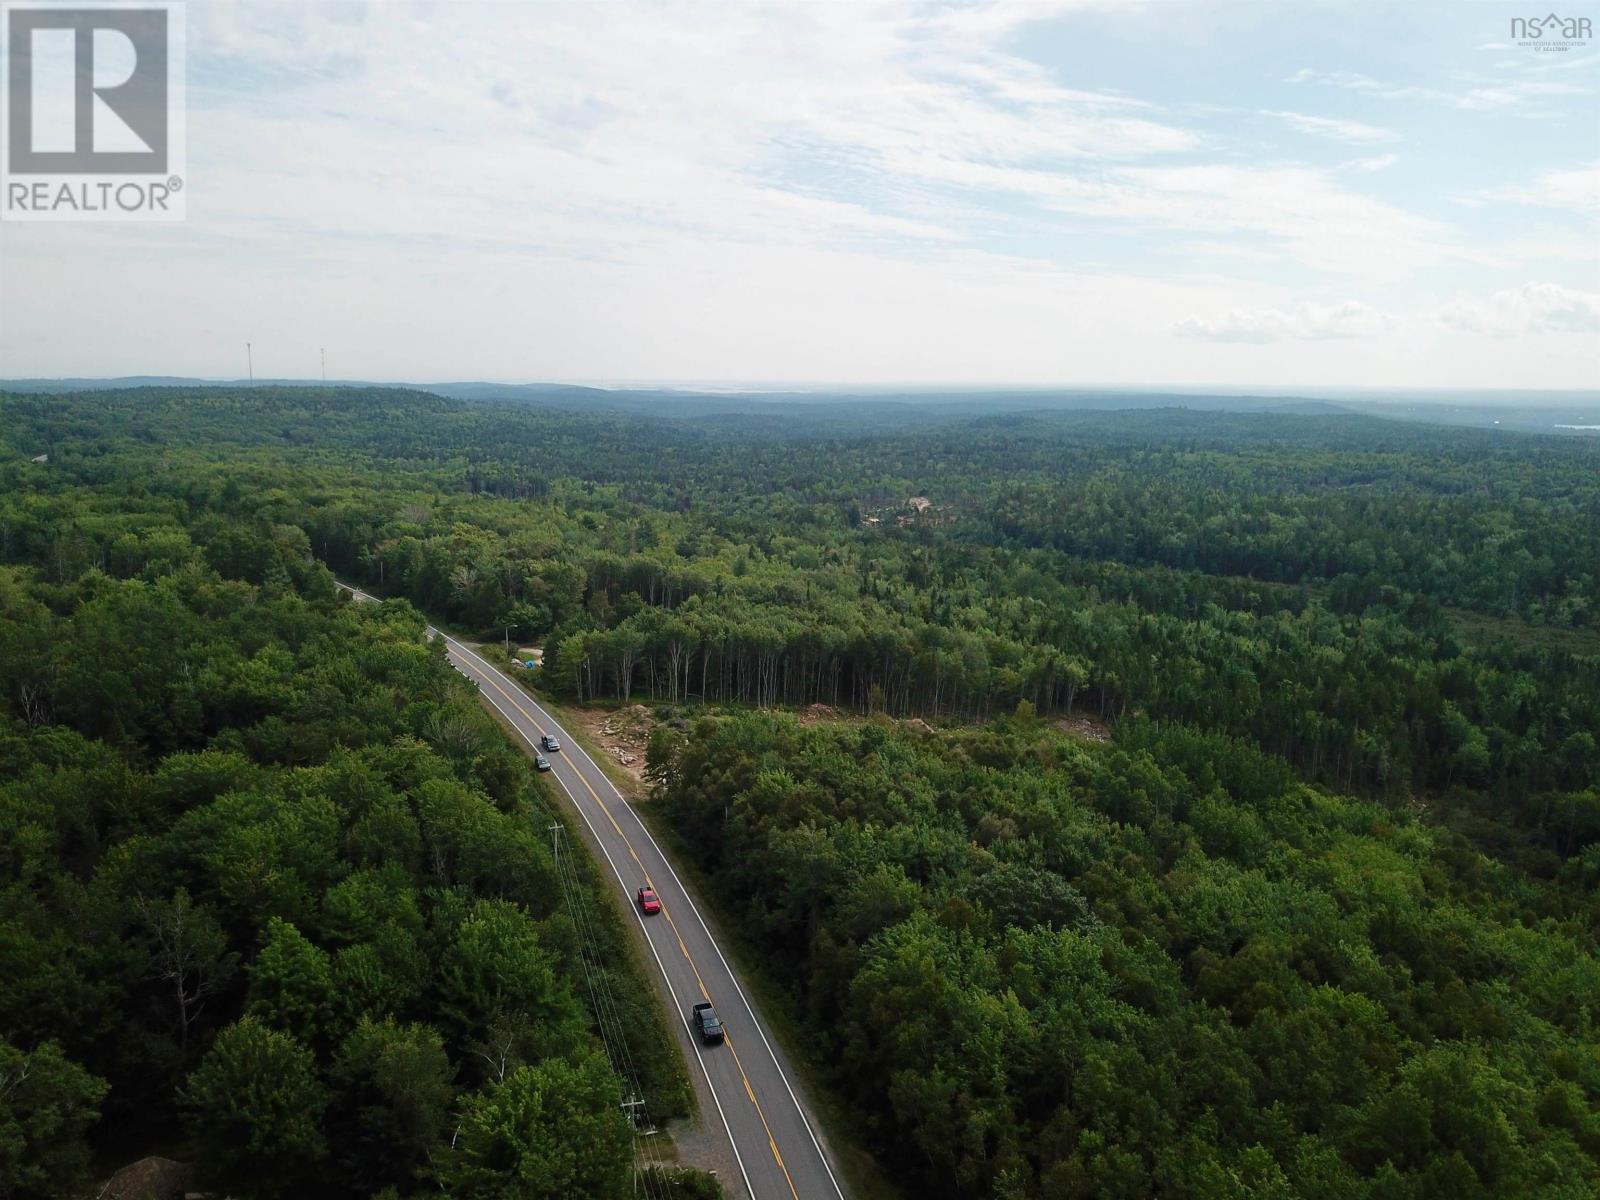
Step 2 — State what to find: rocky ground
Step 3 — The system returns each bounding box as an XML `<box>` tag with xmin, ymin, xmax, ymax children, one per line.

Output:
<box><xmin>1051</xmin><ymin>713</ymin><xmax>1112</xmax><ymax>742</ymax></box>
<box><xmin>560</xmin><ymin>697</ymin><xmax>1113</xmax><ymax>786</ymax></box>
<box><xmin>560</xmin><ymin>702</ymin><xmax>656</xmax><ymax>784</ymax></box>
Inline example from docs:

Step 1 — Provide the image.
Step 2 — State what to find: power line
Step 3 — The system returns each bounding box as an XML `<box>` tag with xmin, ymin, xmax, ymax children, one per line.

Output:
<box><xmin>556</xmin><ymin>831</ymin><xmax>671</xmax><ymax>1200</ymax></box>
<box><xmin>550</xmin><ymin>822</ymin><xmax>674</xmax><ymax>1200</ymax></box>
<box><xmin>555</xmin><ymin>835</ymin><xmax>671</xmax><ymax>1200</ymax></box>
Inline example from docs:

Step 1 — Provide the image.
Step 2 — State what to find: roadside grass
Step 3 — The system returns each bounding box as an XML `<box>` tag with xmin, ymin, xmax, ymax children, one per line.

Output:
<box><xmin>331</xmin><ymin>590</ymin><xmax>704</xmax><ymax>1158</ymax></box>
<box><xmin>352</xmin><ymin>590</ymin><xmax>943</xmax><ymax>1197</ymax></box>
<box><xmin>474</xmin><ymin>681</ymin><xmax>696</xmax><ymax>1130</ymax></box>
<box><xmin>510</xmin><ymin>682</ymin><xmax>907</xmax><ymax>1200</ymax></box>
<box><xmin>627</xmin><ymin>796</ymin><xmax>906</xmax><ymax>1200</ymax></box>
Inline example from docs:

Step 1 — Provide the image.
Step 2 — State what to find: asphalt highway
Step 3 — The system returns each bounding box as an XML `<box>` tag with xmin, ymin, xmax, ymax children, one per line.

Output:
<box><xmin>343</xmin><ymin>586</ymin><xmax>848</xmax><ymax>1200</ymax></box>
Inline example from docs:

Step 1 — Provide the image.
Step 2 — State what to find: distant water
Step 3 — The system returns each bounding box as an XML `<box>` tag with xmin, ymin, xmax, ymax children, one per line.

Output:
<box><xmin>1554</xmin><ymin>424</ymin><xmax>1600</xmax><ymax>430</ymax></box>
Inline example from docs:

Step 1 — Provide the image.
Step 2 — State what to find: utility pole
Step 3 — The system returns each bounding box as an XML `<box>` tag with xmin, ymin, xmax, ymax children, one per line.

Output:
<box><xmin>246</xmin><ymin>342</ymin><xmax>253</xmax><ymax>382</ymax></box>
<box><xmin>620</xmin><ymin>1095</ymin><xmax>647</xmax><ymax>1128</ymax></box>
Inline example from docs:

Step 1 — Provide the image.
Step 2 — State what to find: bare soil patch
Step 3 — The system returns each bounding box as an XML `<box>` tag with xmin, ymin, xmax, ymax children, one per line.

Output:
<box><xmin>1052</xmin><ymin>712</ymin><xmax>1113</xmax><ymax>743</ymax></box>
<box><xmin>564</xmin><ymin>702</ymin><xmax>655</xmax><ymax>783</ymax></box>
<box><xmin>797</xmin><ymin>702</ymin><xmax>843</xmax><ymax>725</ymax></box>
<box><xmin>97</xmin><ymin>1157</ymin><xmax>193</xmax><ymax>1200</ymax></box>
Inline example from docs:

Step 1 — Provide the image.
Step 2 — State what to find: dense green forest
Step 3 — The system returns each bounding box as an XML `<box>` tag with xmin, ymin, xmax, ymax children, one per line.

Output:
<box><xmin>2</xmin><ymin>384</ymin><xmax>1597</xmax><ymax>1198</ymax></box>
<box><xmin>650</xmin><ymin>711</ymin><xmax>1598</xmax><ymax>1198</ymax></box>
<box><xmin>7</xmin><ymin>387</ymin><xmax>1596</xmax><ymax>837</ymax></box>
<box><xmin>0</xmin><ymin>528</ymin><xmax>689</xmax><ymax>1194</ymax></box>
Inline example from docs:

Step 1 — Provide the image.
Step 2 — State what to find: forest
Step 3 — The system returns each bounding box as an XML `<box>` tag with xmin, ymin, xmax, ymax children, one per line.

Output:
<box><xmin>0</xmin><ymin>512</ymin><xmax>692</xmax><ymax>1195</ymax></box>
<box><xmin>2</xmin><ymin>383</ymin><xmax>1597</xmax><ymax>1198</ymax></box>
<box><xmin>650</xmin><ymin>711</ymin><xmax>1598</xmax><ymax>1198</ymax></box>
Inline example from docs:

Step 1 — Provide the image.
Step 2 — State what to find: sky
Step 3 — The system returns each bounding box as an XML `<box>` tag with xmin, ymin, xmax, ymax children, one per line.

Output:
<box><xmin>1</xmin><ymin>0</ymin><xmax>1597</xmax><ymax>388</ymax></box>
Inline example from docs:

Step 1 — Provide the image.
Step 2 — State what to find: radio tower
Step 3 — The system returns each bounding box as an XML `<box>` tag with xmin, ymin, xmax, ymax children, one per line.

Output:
<box><xmin>246</xmin><ymin>342</ymin><xmax>253</xmax><ymax>383</ymax></box>
<box><xmin>321</xmin><ymin>347</ymin><xmax>326</xmax><ymax>384</ymax></box>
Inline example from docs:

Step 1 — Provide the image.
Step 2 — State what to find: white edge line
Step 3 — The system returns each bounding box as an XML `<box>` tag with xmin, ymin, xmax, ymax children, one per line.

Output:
<box><xmin>343</xmin><ymin>592</ymin><xmax>758</xmax><ymax>1200</ymax></box>
<box><xmin>446</xmin><ymin>635</ymin><xmax>845</xmax><ymax>1200</ymax></box>
<box><xmin>460</xmin><ymin>652</ymin><xmax>760</xmax><ymax>1200</ymax></box>
<box><xmin>588</xmin><ymin>752</ymin><xmax>849</xmax><ymax>1200</ymax></box>
<box><xmin>361</xmin><ymin>594</ymin><xmax>838</xmax><ymax>1199</ymax></box>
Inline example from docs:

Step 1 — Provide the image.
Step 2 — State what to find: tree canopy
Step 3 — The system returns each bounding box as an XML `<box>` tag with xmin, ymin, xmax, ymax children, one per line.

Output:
<box><xmin>2</xmin><ymin>382</ymin><xmax>1595</xmax><ymax>1198</ymax></box>
<box><xmin>0</xmin><ymin>533</ymin><xmax>685</xmax><ymax>1196</ymax></box>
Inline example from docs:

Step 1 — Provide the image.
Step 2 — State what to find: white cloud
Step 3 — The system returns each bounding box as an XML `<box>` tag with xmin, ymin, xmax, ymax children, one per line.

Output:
<box><xmin>1341</xmin><ymin>153</ymin><xmax>1399</xmax><ymax>172</ymax></box>
<box><xmin>1174</xmin><ymin>300</ymin><xmax>1391</xmax><ymax>343</ymax></box>
<box><xmin>1090</xmin><ymin>164</ymin><xmax>1448</xmax><ymax>275</ymax></box>
<box><xmin>1285</xmin><ymin>67</ymin><xmax>1592</xmax><ymax>115</ymax></box>
<box><xmin>1262</xmin><ymin>109</ymin><xmax>1399</xmax><ymax>144</ymax></box>
<box><xmin>2</xmin><ymin>1</ymin><xmax>1595</xmax><ymax>387</ymax></box>
<box><xmin>139</xmin><ymin>3</ymin><xmax>1456</xmax><ymax>286</ymax></box>
<box><xmin>168</xmin><ymin>0</ymin><xmax>1210</xmax><ymax>260</ymax></box>
<box><xmin>1435</xmin><ymin>283</ymin><xmax>1600</xmax><ymax>335</ymax></box>
<box><xmin>1477</xmin><ymin>164</ymin><xmax>1600</xmax><ymax>215</ymax></box>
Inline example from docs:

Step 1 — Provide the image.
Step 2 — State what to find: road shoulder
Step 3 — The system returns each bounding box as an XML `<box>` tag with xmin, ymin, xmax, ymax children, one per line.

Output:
<box><xmin>512</xmin><ymin>683</ymin><xmax>906</xmax><ymax>1200</ymax></box>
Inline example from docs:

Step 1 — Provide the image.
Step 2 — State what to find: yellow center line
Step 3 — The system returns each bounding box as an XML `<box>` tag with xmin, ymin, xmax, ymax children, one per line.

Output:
<box><xmin>726</xmin><ymin>1037</ymin><xmax>797</xmax><ymax>1188</ymax></box>
<box><xmin>462</xmin><ymin>652</ymin><xmax>803</xmax><ymax>1200</ymax></box>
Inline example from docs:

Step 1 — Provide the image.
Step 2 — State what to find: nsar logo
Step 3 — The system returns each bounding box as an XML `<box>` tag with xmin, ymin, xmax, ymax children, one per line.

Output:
<box><xmin>1510</xmin><ymin>12</ymin><xmax>1592</xmax><ymax>50</ymax></box>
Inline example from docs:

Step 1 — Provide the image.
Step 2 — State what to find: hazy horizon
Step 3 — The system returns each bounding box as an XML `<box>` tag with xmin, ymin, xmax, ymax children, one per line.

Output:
<box><xmin>2</xmin><ymin>1</ymin><xmax>1596</xmax><ymax>388</ymax></box>
<box><xmin>3</xmin><ymin>374</ymin><xmax>1596</xmax><ymax>405</ymax></box>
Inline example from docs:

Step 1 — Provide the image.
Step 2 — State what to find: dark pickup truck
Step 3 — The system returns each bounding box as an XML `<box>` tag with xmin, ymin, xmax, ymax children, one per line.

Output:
<box><xmin>691</xmin><ymin>1002</ymin><xmax>724</xmax><ymax>1045</ymax></box>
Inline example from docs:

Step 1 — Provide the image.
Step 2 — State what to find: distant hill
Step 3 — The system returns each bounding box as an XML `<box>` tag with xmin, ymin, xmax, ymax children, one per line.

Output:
<box><xmin>1</xmin><ymin>376</ymin><xmax>231</xmax><ymax>392</ymax></box>
<box><xmin>4</xmin><ymin>377</ymin><xmax>1594</xmax><ymax>434</ymax></box>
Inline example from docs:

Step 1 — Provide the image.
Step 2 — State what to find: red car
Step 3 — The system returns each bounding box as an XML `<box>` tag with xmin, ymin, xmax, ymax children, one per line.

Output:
<box><xmin>636</xmin><ymin>886</ymin><xmax>661</xmax><ymax>915</ymax></box>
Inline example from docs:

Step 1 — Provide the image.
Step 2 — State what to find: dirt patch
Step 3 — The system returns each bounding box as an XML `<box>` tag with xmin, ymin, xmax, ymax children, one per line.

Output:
<box><xmin>797</xmin><ymin>702</ymin><xmax>843</xmax><ymax>725</ymax></box>
<box><xmin>657</xmin><ymin>1118</ymin><xmax>747</xmax><ymax>1198</ymax></box>
<box><xmin>563</xmin><ymin>703</ymin><xmax>655</xmax><ymax>783</ymax></box>
<box><xmin>1052</xmin><ymin>713</ymin><xmax>1113</xmax><ymax>743</ymax></box>
<box><xmin>98</xmin><ymin>1157</ymin><xmax>193</xmax><ymax>1200</ymax></box>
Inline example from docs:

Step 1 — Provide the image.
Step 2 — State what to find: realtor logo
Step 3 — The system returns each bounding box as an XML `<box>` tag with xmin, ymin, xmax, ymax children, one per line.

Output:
<box><xmin>2</xmin><ymin>2</ymin><xmax>186</xmax><ymax>220</ymax></box>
